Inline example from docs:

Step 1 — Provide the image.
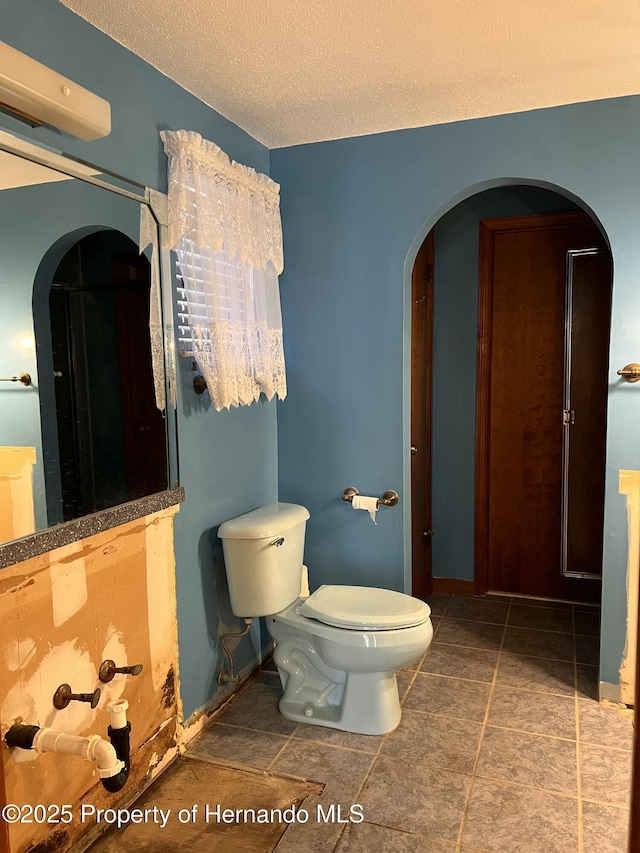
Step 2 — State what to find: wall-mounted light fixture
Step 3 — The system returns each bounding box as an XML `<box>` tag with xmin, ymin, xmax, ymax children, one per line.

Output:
<box><xmin>0</xmin><ymin>40</ymin><xmax>111</xmax><ymax>141</ymax></box>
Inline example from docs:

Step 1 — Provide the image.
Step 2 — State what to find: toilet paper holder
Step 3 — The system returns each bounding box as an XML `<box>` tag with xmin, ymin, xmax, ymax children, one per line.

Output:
<box><xmin>342</xmin><ymin>487</ymin><xmax>399</xmax><ymax>508</ymax></box>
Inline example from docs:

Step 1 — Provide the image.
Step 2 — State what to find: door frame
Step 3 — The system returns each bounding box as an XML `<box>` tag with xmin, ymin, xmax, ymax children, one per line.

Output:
<box><xmin>474</xmin><ymin>211</ymin><xmax>609</xmax><ymax>596</ymax></box>
<box><xmin>410</xmin><ymin>229</ymin><xmax>434</xmax><ymax>600</ymax></box>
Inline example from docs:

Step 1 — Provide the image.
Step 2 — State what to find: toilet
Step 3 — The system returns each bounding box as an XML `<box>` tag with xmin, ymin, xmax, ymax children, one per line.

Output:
<box><xmin>218</xmin><ymin>502</ymin><xmax>433</xmax><ymax>735</ymax></box>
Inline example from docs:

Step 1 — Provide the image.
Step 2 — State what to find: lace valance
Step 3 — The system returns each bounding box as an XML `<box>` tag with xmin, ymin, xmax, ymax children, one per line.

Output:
<box><xmin>161</xmin><ymin>129</ymin><xmax>287</xmax><ymax>411</ymax></box>
<box><xmin>161</xmin><ymin>129</ymin><xmax>284</xmax><ymax>274</ymax></box>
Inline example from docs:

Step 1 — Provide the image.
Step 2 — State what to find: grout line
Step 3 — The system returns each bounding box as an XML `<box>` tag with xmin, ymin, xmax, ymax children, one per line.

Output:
<box><xmin>439</xmin><ymin>594</ymin><xmax>453</xmax><ymax>618</ymax></box>
<box><xmin>410</xmin><ymin>669</ymin><xmax>497</xmax><ymax>686</ymax></box>
<box><xmin>434</xmin><ymin>639</ymin><xmax>573</xmax><ymax>663</ymax></box>
<box><xmin>477</xmin><ymin>723</ymin><xmax>577</xmax><ymax>743</ymax></box>
<box><xmin>189</xmin><ymin>594</ymin><xmax>610</xmax><ymax>853</ymax></box>
<box><xmin>580</xmin><ymin>797</ymin><xmax>632</xmax><ymax>810</ymax></box>
<box><xmin>455</xmin><ymin>597</ymin><xmax>512</xmax><ymax>850</ymax></box>
<box><xmin>470</xmin><ymin>772</ymin><xmax>580</xmax><ymax>801</ymax></box>
<box><xmin>327</xmin><ymin>712</ymin><xmax>393</xmax><ymax>853</ymax></box>
<box><xmin>441</xmin><ymin>616</ymin><xmax>508</xmax><ymax>627</ymax></box>
<box><xmin>266</xmin><ymin>723</ymin><xmax>301</xmax><ymax>772</ymax></box>
<box><xmin>578</xmin><ymin>740</ymin><xmax>634</xmax><ymax>754</ymax></box>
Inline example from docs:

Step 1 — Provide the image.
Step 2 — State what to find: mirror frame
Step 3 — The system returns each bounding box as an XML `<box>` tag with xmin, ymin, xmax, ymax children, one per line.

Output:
<box><xmin>0</xmin><ymin>130</ymin><xmax>182</xmax><ymax>568</ymax></box>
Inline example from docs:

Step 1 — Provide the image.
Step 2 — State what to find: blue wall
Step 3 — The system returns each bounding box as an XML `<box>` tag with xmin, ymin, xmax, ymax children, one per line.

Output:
<box><xmin>0</xmin><ymin>0</ymin><xmax>276</xmax><ymax>719</ymax></box>
<box><xmin>271</xmin><ymin>98</ymin><xmax>640</xmax><ymax>689</ymax></box>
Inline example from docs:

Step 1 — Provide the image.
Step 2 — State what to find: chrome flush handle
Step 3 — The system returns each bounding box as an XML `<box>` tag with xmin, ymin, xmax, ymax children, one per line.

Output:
<box><xmin>270</xmin><ymin>537</ymin><xmax>285</xmax><ymax>547</ymax></box>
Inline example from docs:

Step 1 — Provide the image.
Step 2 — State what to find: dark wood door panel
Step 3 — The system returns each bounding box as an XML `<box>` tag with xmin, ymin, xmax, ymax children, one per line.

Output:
<box><xmin>477</xmin><ymin>212</ymin><xmax>609</xmax><ymax>601</ymax></box>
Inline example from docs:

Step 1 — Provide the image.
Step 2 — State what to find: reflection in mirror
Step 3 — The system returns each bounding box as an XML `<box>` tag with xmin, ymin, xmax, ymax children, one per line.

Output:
<box><xmin>45</xmin><ymin>232</ymin><xmax>167</xmax><ymax>523</ymax></box>
<box><xmin>0</xmin><ymin>138</ymin><xmax>172</xmax><ymax>545</ymax></box>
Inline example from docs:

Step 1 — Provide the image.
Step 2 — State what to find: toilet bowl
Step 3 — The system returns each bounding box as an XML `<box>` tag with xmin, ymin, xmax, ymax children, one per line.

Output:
<box><xmin>218</xmin><ymin>503</ymin><xmax>433</xmax><ymax>736</ymax></box>
<box><xmin>268</xmin><ymin>586</ymin><xmax>432</xmax><ymax>734</ymax></box>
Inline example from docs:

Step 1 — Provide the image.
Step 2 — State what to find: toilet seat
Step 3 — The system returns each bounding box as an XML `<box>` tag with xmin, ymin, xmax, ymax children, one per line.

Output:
<box><xmin>298</xmin><ymin>584</ymin><xmax>431</xmax><ymax>630</ymax></box>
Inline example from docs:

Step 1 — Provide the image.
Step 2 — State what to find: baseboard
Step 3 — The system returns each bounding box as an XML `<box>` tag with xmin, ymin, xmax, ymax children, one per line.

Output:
<box><xmin>599</xmin><ymin>681</ymin><xmax>623</xmax><ymax>705</ymax></box>
<box><xmin>432</xmin><ymin>577</ymin><xmax>475</xmax><ymax>596</ymax></box>
<box><xmin>180</xmin><ymin>654</ymin><xmax>263</xmax><ymax>742</ymax></box>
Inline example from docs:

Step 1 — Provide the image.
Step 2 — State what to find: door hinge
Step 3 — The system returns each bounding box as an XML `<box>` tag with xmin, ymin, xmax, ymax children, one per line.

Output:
<box><xmin>563</xmin><ymin>409</ymin><xmax>575</xmax><ymax>425</ymax></box>
<box><xmin>427</xmin><ymin>264</ymin><xmax>433</xmax><ymax>283</ymax></box>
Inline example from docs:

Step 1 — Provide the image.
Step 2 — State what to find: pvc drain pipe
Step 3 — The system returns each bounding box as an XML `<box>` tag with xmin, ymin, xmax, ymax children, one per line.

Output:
<box><xmin>4</xmin><ymin>724</ymin><xmax>124</xmax><ymax>780</ymax></box>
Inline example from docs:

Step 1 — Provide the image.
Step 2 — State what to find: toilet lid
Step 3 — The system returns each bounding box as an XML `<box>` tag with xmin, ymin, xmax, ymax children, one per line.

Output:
<box><xmin>299</xmin><ymin>585</ymin><xmax>431</xmax><ymax>630</ymax></box>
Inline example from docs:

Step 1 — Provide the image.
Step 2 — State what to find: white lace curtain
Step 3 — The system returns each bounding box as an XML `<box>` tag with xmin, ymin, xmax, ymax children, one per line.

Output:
<box><xmin>161</xmin><ymin>129</ymin><xmax>287</xmax><ymax>411</ymax></box>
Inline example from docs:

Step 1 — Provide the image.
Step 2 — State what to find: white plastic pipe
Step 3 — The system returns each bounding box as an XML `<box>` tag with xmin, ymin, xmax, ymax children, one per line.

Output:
<box><xmin>108</xmin><ymin>699</ymin><xmax>129</xmax><ymax>730</ymax></box>
<box><xmin>32</xmin><ymin>728</ymin><xmax>124</xmax><ymax>779</ymax></box>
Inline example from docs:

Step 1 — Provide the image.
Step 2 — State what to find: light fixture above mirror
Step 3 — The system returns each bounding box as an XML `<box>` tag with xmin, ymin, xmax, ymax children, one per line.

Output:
<box><xmin>0</xmin><ymin>40</ymin><xmax>111</xmax><ymax>140</ymax></box>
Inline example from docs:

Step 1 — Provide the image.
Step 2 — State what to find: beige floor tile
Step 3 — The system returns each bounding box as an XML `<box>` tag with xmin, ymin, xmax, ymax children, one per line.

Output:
<box><xmin>397</xmin><ymin>669</ymin><xmax>415</xmax><ymax>701</ymax></box>
<box><xmin>435</xmin><ymin>618</ymin><xmax>504</xmax><ymax>650</ymax></box>
<box><xmin>293</xmin><ymin>722</ymin><xmax>383</xmax><ymax>754</ymax></box>
<box><xmin>271</xmin><ymin>739</ymin><xmax>374</xmax><ymax>805</ymax></box>
<box><xmin>425</xmin><ymin>594</ymin><xmax>452</xmax><ymax>617</ymax></box>
<box><xmin>580</xmin><ymin>744</ymin><xmax>633</xmax><ymax>806</ymax></box>
<box><xmin>381</xmin><ymin>708</ymin><xmax>483</xmax><ymax>773</ymax></box>
<box><xmin>214</xmin><ymin>675</ymin><xmax>297</xmax><ymax>735</ymax></box>
<box><xmin>477</xmin><ymin>727</ymin><xmax>577</xmax><ymax>795</ymax></box>
<box><xmin>421</xmin><ymin>643</ymin><xmax>498</xmax><ymax>682</ymax></box>
<box><xmin>574</xmin><ymin>609</ymin><xmax>601</xmax><ymax>637</ymax></box>
<box><xmin>502</xmin><ymin>626</ymin><xmax>574</xmax><ymax>662</ymax></box>
<box><xmin>581</xmin><ymin>802</ymin><xmax>630</xmax><ymax>853</ymax></box>
<box><xmin>336</xmin><ymin>821</ymin><xmax>457</xmax><ymax>852</ymax></box>
<box><xmin>274</xmin><ymin>795</ymin><xmax>345</xmax><ymax>853</ymax></box>
<box><xmin>510</xmin><ymin>597</ymin><xmax>572</xmax><ymax>610</ymax></box>
<box><xmin>443</xmin><ymin>597</ymin><xmax>509</xmax><ymax>624</ymax></box>
<box><xmin>577</xmin><ymin>664</ymin><xmax>598</xmax><ymax>700</ymax></box>
<box><xmin>189</xmin><ymin>723</ymin><xmax>289</xmax><ymax>769</ymax></box>
<box><xmin>404</xmin><ymin>672</ymin><xmax>491</xmax><ymax>721</ymax></box>
<box><xmin>508</xmin><ymin>603</ymin><xmax>573</xmax><ymax>634</ymax></box>
<box><xmin>461</xmin><ymin>777</ymin><xmax>579</xmax><ymax>853</ymax></box>
<box><xmin>496</xmin><ymin>653</ymin><xmax>575</xmax><ymax>696</ymax></box>
<box><xmin>575</xmin><ymin>634</ymin><xmax>600</xmax><ymax>666</ymax></box>
<box><xmin>578</xmin><ymin>699</ymin><xmax>634</xmax><ymax>751</ymax></box>
<box><xmin>359</xmin><ymin>756</ymin><xmax>471</xmax><ymax>841</ymax></box>
<box><xmin>488</xmin><ymin>686</ymin><xmax>576</xmax><ymax>739</ymax></box>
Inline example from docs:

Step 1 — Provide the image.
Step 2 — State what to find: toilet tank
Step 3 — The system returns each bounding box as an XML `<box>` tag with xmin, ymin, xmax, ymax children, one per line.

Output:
<box><xmin>218</xmin><ymin>503</ymin><xmax>310</xmax><ymax>617</ymax></box>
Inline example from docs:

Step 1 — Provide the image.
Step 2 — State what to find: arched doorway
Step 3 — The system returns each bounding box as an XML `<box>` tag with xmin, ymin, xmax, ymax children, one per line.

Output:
<box><xmin>411</xmin><ymin>185</ymin><xmax>612</xmax><ymax>604</ymax></box>
<box><xmin>37</xmin><ymin>229</ymin><xmax>167</xmax><ymax>523</ymax></box>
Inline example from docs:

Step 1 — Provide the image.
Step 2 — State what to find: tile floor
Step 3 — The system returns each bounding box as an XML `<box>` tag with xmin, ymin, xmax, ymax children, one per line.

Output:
<box><xmin>86</xmin><ymin>595</ymin><xmax>633</xmax><ymax>853</ymax></box>
<box><xmin>187</xmin><ymin>593</ymin><xmax>633</xmax><ymax>853</ymax></box>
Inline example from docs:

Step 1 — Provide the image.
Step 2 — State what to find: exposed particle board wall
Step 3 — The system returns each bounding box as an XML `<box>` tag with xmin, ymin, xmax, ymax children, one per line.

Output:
<box><xmin>0</xmin><ymin>448</ymin><xmax>36</xmax><ymax>545</ymax></box>
<box><xmin>0</xmin><ymin>505</ymin><xmax>180</xmax><ymax>853</ymax></box>
<box><xmin>620</xmin><ymin>470</ymin><xmax>640</xmax><ymax>706</ymax></box>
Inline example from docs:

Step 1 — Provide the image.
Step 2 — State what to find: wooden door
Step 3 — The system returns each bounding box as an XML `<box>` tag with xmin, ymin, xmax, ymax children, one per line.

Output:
<box><xmin>411</xmin><ymin>230</ymin><xmax>434</xmax><ymax>600</ymax></box>
<box><xmin>476</xmin><ymin>212</ymin><xmax>611</xmax><ymax>600</ymax></box>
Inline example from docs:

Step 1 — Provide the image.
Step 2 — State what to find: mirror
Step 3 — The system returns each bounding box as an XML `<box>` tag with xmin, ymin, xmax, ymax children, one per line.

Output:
<box><xmin>0</xmin><ymin>130</ymin><xmax>177</xmax><ymax>546</ymax></box>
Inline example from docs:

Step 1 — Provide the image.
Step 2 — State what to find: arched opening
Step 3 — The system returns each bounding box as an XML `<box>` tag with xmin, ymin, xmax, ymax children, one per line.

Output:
<box><xmin>410</xmin><ymin>183</ymin><xmax>612</xmax><ymax>606</ymax></box>
<box><xmin>35</xmin><ymin>229</ymin><xmax>167</xmax><ymax>524</ymax></box>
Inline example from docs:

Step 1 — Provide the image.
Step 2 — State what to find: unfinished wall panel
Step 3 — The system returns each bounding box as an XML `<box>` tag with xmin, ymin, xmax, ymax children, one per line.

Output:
<box><xmin>620</xmin><ymin>470</ymin><xmax>640</xmax><ymax>706</ymax></box>
<box><xmin>0</xmin><ymin>505</ymin><xmax>180</xmax><ymax>853</ymax></box>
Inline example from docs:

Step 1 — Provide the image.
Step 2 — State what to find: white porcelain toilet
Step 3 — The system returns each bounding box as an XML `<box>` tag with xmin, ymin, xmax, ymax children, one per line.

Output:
<box><xmin>218</xmin><ymin>502</ymin><xmax>433</xmax><ymax>735</ymax></box>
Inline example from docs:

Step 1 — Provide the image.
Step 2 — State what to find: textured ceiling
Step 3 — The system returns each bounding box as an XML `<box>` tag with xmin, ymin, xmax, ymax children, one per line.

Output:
<box><xmin>60</xmin><ymin>0</ymin><xmax>640</xmax><ymax>148</ymax></box>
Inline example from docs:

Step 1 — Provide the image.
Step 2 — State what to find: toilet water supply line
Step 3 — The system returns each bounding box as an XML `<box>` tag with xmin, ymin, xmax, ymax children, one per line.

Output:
<box><xmin>218</xmin><ymin>618</ymin><xmax>253</xmax><ymax>685</ymax></box>
<box><xmin>3</xmin><ymin>700</ymin><xmax>131</xmax><ymax>793</ymax></box>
